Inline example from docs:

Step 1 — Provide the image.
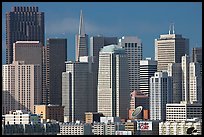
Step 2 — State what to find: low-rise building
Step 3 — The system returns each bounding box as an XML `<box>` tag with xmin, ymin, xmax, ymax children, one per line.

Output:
<box><xmin>85</xmin><ymin>112</ymin><xmax>104</xmax><ymax>124</ymax></box>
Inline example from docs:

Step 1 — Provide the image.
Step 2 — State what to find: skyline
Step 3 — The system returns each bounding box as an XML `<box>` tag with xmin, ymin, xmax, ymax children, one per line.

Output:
<box><xmin>2</xmin><ymin>2</ymin><xmax>202</xmax><ymax>64</ymax></box>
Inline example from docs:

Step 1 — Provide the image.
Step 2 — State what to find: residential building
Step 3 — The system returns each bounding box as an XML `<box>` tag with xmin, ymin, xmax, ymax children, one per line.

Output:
<box><xmin>4</xmin><ymin>110</ymin><xmax>41</xmax><ymax>125</ymax></box>
<box><xmin>155</xmin><ymin>31</ymin><xmax>189</xmax><ymax>72</ymax></box>
<box><xmin>75</xmin><ymin>10</ymin><xmax>88</xmax><ymax>61</ymax></box>
<box><xmin>2</xmin><ymin>61</ymin><xmax>41</xmax><ymax>114</ymax></box>
<box><xmin>119</xmin><ymin>36</ymin><xmax>142</xmax><ymax>92</ymax></box>
<box><xmin>97</xmin><ymin>45</ymin><xmax>129</xmax><ymax>119</ymax></box>
<box><xmin>166</xmin><ymin>102</ymin><xmax>202</xmax><ymax>121</ymax></box>
<box><xmin>34</xmin><ymin>104</ymin><xmax>64</xmax><ymax>122</ymax></box>
<box><xmin>150</xmin><ymin>72</ymin><xmax>172</xmax><ymax>121</ymax></box>
<box><xmin>159</xmin><ymin>118</ymin><xmax>202</xmax><ymax>135</ymax></box>
<box><xmin>139</xmin><ymin>58</ymin><xmax>157</xmax><ymax>95</ymax></box>
<box><xmin>6</xmin><ymin>6</ymin><xmax>44</xmax><ymax>64</ymax></box>
<box><xmin>44</xmin><ymin>38</ymin><xmax>67</xmax><ymax>105</ymax></box>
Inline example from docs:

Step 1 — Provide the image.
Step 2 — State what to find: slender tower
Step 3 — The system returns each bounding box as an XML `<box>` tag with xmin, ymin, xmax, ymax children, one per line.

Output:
<box><xmin>75</xmin><ymin>10</ymin><xmax>88</xmax><ymax>61</ymax></box>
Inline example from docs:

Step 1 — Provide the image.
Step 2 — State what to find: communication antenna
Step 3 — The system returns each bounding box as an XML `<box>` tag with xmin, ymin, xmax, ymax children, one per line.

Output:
<box><xmin>172</xmin><ymin>23</ymin><xmax>175</xmax><ymax>34</ymax></box>
<box><xmin>168</xmin><ymin>22</ymin><xmax>175</xmax><ymax>34</ymax></box>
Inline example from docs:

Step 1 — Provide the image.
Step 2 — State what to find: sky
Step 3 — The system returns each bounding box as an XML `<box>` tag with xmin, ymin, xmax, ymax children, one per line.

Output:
<box><xmin>2</xmin><ymin>2</ymin><xmax>202</xmax><ymax>64</ymax></box>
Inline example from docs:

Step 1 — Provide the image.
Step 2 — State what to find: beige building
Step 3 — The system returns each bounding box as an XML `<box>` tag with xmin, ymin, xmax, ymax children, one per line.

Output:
<box><xmin>124</xmin><ymin>120</ymin><xmax>137</xmax><ymax>135</ymax></box>
<box><xmin>97</xmin><ymin>45</ymin><xmax>129</xmax><ymax>119</ymax></box>
<box><xmin>155</xmin><ymin>33</ymin><xmax>189</xmax><ymax>72</ymax></box>
<box><xmin>2</xmin><ymin>61</ymin><xmax>41</xmax><ymax>114</ymax></box>
<box><xmin>85</xmin><ymin>112</ymin><xmax>104</xmax><ymax>124</ymax></box>
<box><xmin>34</xmin><ymin>104</ymin><xmax>64</xmax><ymax>122</ymax></box>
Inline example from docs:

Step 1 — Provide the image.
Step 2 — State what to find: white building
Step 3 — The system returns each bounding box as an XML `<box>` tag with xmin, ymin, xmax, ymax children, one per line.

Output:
<box><xmin>4</xmin><ymin>110</ymin><xmax>41</xmax><ymax>125</ymax></box>
<box><xmin>62</xmin><ymin>60</ymin><xmax>94</xmax><ymax>122</ymax></box>
<box><xmin>119</xmin><ymin>36</ymin><xmax>142</xmax><ymax>92</ymax></box>
<box><xmin>92</xmin><ymin>122</ymin><xmax>105</xmax><ymax>135</ymax></box>
<box><xmin>59</xmin><ymin>122</ymin><xmax>92</xmax><ymax>135</ymax></box>
<box><xmin>139</xmin><ymin>58</ymin><xmax>157</xmax><ymax>96</ymax></box>
<box><xmin>189</xmin><ymin>62</ymin><xmax>202</xmax><ymax>103</ymax></box>
<box><xmin>155</xmin><ymin>33</ymin><xmax>189</xmax><ymax>72</ymax></box>
<box><xmin>166</xmin><ymin>102</ymin><xmax>202</xmax><ymax>122</ymax></box>
<box><xmin>168</xmin><ymin>63</ymin><xmax>182</xmax><ymax>103</ymax></box>
<box><xmin>2</xmin><ymin>61</ymin><xmax>41</xmax><ymax>114</ymax></box>
<box><xmin>97</xmin><ymin>45</ymin><xmax>129</xmax><ymax>119</ymax></box>
<box><xmin>150</xmin><ymin>72</ymin><xmax>172</xmax><ymax>121</ymax></box>
<box><xmin>159</xmin><ymin>118</ymin><xmax>202</xmax><ymax>135</ymax></box>
<box><xmin>100</xmin><ymin>117</ymin><xmax>121</xmax><ymax>124</ymax></box>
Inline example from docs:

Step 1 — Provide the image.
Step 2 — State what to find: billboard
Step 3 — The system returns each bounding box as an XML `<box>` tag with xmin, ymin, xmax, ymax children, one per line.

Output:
<box><xmin>137</xmin><ymin>121</ymin><xmax>152</xmax><ymax>131</ymax></box>
<box><xmin>115</xmin><ymin>131</ymin><xmax>132</xmax><ymax>135</ymax></box>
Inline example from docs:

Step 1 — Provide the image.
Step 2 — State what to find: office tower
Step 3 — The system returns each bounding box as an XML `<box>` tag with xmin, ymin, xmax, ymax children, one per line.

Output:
<box><xmin>62</xmin><ymin>61</ymin><xmax>93</xmax><ymax>122</ymax></box>
<box><xmin>166</xmin><ymin>102</ymin><xmax>202</xmax><ymax>121</ymax></box>
<box><xmin>181</xmin><ymin>54</ymin><xmax>190</xmax><ymax>102</ymax></box>
<box><xmin>129</xmin><ymin>91</ymin><xmax>149</xmax><ymax>120</ymax></box>
<box><xmin>139</xmin><ymin>58</ymin><xmax>157</xmax><ymax>95</ymax></box>
<box><xmin>167</xmin><ymin>63</ymin><xmax>182</xmax><ymax>103</ymax></box>
<box><xmin>75</xmin><ymin>10</ymin><xmax>88</xmax><ymax>61</ymax></box>
<box><xmin>150</xmin><ymin>72</ymin><xmax>172</xmax><ymax>121</ymax></box>
<box><xmin>2</xmin><ymin>61</ymin><xmax>41</xmax><ymax>114</ymax></box>
<box><xmin>44</xmin><ymin>38</ymin><xmax>67</xmax><ymax>105</ymax></box>
<box><xmin>155</xmin><ymin>29</ymin><xmax>189</xmax><ymax>72</ymax></box>
<box><xmin>90</xmin><ymin>36</ymin><xmax>118</xmax><ymax>111</ymax></box>
<box><xmin>6</xmin><ymin>6</ymin><xmax>44</xmax><ymax>64</ymax></box>
<box><xmin>97</xmin><ymin>45</ymin><xmax>129</xmax><ymax>119</ymax></box>
<box><xmin>189</xmin><ymin>62</ymin><xmax>202</xmax><ymax>103</ymax></box>
<box><xmin>119</xmin><ymin>36</ymin><xmax>142</xmax><ymax>92</ymax></box>
<box><xmin>192</xmin><ymin>47</ymin><xmax>202</xmax><ymax>75</ymax></box>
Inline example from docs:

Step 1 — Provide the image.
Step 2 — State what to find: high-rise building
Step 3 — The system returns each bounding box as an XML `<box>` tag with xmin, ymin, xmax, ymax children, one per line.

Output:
<box><xmin>155</xmin><ymin>31</ymin><xmax>189</xmax><ymax>72</ymax></box>
<box><xmin>150</xmin><ymin>72</ymin><xmax>172</xmax><ymax>121</ymax></box>
<box><xmin>6</xmin><ymin>6</ymin><xmax>44</xmax><ymax>64</ymax></box>
<box><xmin>62</xmin><ymin>60</ymin><xmax>93</xmax><ymax>122</ymax></box>
<box><xmin>97</xmin><ymin>45</ymin><xmax>129</xmax><ymax>119</ymax></box>
<box><xmin>75</xmin><ymin>10</ymin><xmax>88</xmax><ymax>61</ymax></box>
<box><xmin>181</xmin><ymin>54</ymin><xmax>190</xmax><ymax>102</ymax></box>
<box><xmin>189</xmin><ymin>62</ymin><xmax>202</xmax><ymax>103</ymax></box>
<box><xmin>44</xmin><ymin>38</ymin><xmax>67</xmax><ymax>105</ymax></box>
<box><xmin>167</xmin><ymin>63</ymin><xmax>182</xmax><ymax>103</ymax></box>
<box><xmin>119</xmin><ymin>36</ymin><xmax>142</xmax><ymax>92</ymax></box>
<box><xmin>2</xmin><ymin>61</ymin><xmax>41</xmax><ymax>114</ymax></box>
<box><xmin>90</xmin><ymin>36</ymin><xmax>118</xmax><ymax>111</ymax></box>
<box><xmin>192</xmin><ymin>47</ymin><xmax>202</xmax><ymax>75</ymax></box>
<box><xmin>139</xmin><ymin>58</ymin><xmax>157</xmax><ymax>95</ymax></box>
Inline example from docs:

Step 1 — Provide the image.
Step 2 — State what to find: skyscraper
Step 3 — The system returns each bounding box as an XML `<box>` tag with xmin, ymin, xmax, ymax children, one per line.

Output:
<box><xmin>167</xmin><ymin>63</ymin><xmax>182</xmax><ymax>103</ymax></box>
<box><xmin>119</xmin><ymin>36</ymin><xmax>143</xmax><ymax>92</ymax></box>
<box><xmin>181</xmin><ymin>54</ymin><xmax>190</xmax><ymax>102</ymax></box>
<box><xmin>139</xmin><ymin>58</ymin><xmax>157</xmax><ymax>96</ymax></box>
<box><xmin>90</xmin><ymin>35</ymin><xmax>118</xmax><ymax>111</ymax></box>
<box><xmin>6</xmin><ymin>6</ymin><xmax>44</xmax><ymax>64</ymax></box>
<box><xmin>62</xmin><ymin>60</ymin><xmax>93</xmax><ymax>122</ymax></box>
<box><xmin>44</xmin><ymin>38</ymin><xmax>67</xmax><ymax>105</ymax></box>
<box><xmin>97</xmin><ymin>45</ymin><xmax>129</xmax><ymax>119</ymax></box>
<box><xmin>189</xmin><ymin>62</ymin><xmax>202</xmax><ymax>103</ymax></box>
<box><xmin>192</xmin><ymin>47</ymin><xmax>202</xmax><ymax>75</ymax></box>
<box><xmin>150</xmin><ymin>72</ymin><xmax>172</xmax><ymax>121</ymax></box>
<box><xmin>155</xmin><ymin>29</ymin><xmax>189</xmax><ymax>72</ymax></box>
<box><xmin>75</xmin><ymin>10</ymin><xmax>88</xmax><ymax>61</ymax></box>
<box><xmin>2</xmin><ymin>61</ymin><xmax>41</xmax><ymax>114</ymax></box>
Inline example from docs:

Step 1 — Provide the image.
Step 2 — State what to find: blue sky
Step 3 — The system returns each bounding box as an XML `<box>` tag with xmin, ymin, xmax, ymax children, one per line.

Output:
<box><xmin>2</xmin><ymin>2</ymin><xmax>202</xmax><ymax>64</ymax></box>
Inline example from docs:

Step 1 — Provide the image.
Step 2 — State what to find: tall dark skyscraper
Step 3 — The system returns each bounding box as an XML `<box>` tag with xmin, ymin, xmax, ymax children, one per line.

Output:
<box><xmin>44</xmin><ymin>38</ymin><xmax>67</xmax><ymax>105</ymax></box>
<box><xmin>6</xmin><ymin>6</ymin><xmax>44</xmax><ymax>64</ymax></box>
<box><xmin>75</xmin><ymin>10</ymin><xmax>88</xmax><ymax>61</ymax></box>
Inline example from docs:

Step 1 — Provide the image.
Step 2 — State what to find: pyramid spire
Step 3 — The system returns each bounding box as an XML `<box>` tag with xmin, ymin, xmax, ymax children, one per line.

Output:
<box><xmin>79</xmin><ymin>10</ymin><xmax>85</xmax><ymax>35</ymax></box>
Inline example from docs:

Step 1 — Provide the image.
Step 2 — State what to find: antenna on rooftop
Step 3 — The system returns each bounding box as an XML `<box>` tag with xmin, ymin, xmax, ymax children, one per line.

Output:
<box><xmin>168</xmin><ymin>22</ymin><xmax>175</xmax><ymax>35</ymax></box>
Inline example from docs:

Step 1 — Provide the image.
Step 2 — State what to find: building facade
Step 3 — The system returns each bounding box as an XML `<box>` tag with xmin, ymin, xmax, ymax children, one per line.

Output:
<box><xmin>155</xmin><ymin>33</ymin><xmax>189</xmax><ymax>72</ymax></box>
<box><xmin>150</xmin><ymin>72</ymin><xmax>172</xmax><ymax>121</ymax></box>
<box><xmin>139</xmin><ymin>58</ymin><xmax>157</xmax><ymax>96</ymax></box>
<box><xmin>43</xmin><ymin>38</ymin><xmax>67</xmax><ymax>105</ymax></box>
<box><xmin>97</xmin><ymin>45</ymin><xmax>129</xmax><ymax>119</ymax></box>
<box><xmin>85</xmin><ymin>112</ymin><xmax>104</xmax><ymax>124</ymax></box>
<box><xmin>119</xmin><ymin>36</ymin><xmax>142</xmax><ymax>92</ymax></box>
<box><xmin>2</xmin><ymin>61</ymin><xmax>41</xmax><ymax>114</ymax></box>
<box><xmin>6</xmin><ymin>6</ymin><xmax>44</xmax><ymax>64</ymax></box>
<box><xmin>166</xmin><ymin>102</ymin><xmax>202</xmax><ymax>121</ymax></box>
